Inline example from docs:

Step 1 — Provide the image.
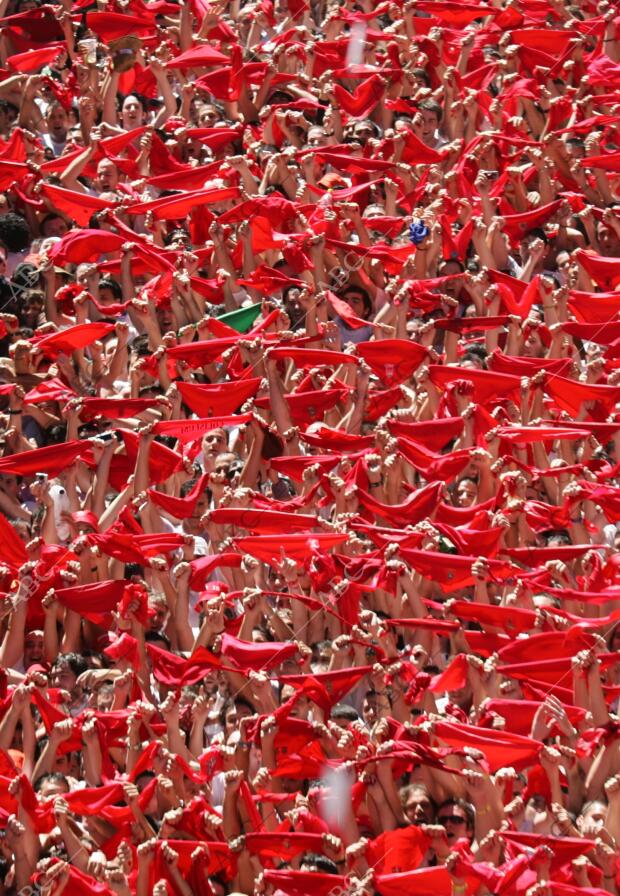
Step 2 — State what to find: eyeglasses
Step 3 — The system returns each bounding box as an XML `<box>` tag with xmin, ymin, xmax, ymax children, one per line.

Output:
<box><xmin>438</xmin><ymin>814</ymin><xmax>467</xmax><ymax>825</ymax></box>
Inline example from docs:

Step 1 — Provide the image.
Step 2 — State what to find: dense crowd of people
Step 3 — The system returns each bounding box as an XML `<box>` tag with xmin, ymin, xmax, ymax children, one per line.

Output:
<box><xmin>0</xmin><ymin>0</ymin><xmax>620</xmax><ymax>894</ymax></box>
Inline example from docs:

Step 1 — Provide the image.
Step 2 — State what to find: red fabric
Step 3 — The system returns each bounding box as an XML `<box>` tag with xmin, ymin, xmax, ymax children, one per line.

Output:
<box><xmin>399</xmin><ymin>548</ymin><xmax>515</xmax><ymax>592</ymax></box>
<box><xmin>267</xmin><ymin>346</ymin><xmax>359</xmax><ymax>368</ymax></box>
<box><xmin>33</xmin><ymin>323</ymin><xmax>115</xmax><ymax>358</ymax></box>
<box><xmin>207</xmin><ymin>507</ymin><xmax>318</xmax><ymax>533</ymax></box>
<box><xmin>0</xmin><ymin>440</ymin><xmax>86</xmax><ymax>477</ymax></box>
<box><xmin>177</xmin><ymin>378</ymin><xmax>261</xmax><ymax>416</ymax></box>
<box><xmin>429</xmin><ymin>365</ymin><xmax>522</xmax><ymax>403</ymax></box>
<box><xmin>148</xmin><ymin>473</ymin><xmax>209</xmax><ymax>520</ymax></box>
<box><xmin>54</xmin><ymin>580</ymin><xmax>126</xmax><ymax>626</ymax></box>
<box><xmin>165</xmin><ymin>45</ymin><xmax>230</xmax><ymax>69</ymax></box>
<box><xmin>153</xmin><ymin>414</ymin><xmax>252</xmax><ymax>442</ymax></box>
<box><xmin>333</xmin><ymin>74</ymin><xmax>385</xmax><ymax>118</ymax></box>
<box><xmin>7</xmin><ymin>42</ymin><xmax>65</xmax><ymax>72</ymax></box>
<box><xmin>366</xmin><ymin>826</ymin><xmax>431</xmax><ymax>875</ymax></box>
<box><xmin>433</xmin><ymin>720</ymin><xmax>543</xmax><ymax>772</ymax></box>
<box><xmin>0</xmin><ymin>513</ymin><xmax>27</xmax><ymax>569</ymax></box>
<box><xmin>79</xmin><ymin>398</ymin><xmax>154</xmax><ymax>421</ymax></box>
<box><xmin>39</xmin><ymin>183</ymin><xmax>112</xmax><ymax>227</ymax></box>
<box><xmin>235</xmin><ymin>532</ymin><xmax>348</xmax><ymax>564</ymax></box>
<box><xmin>357</xmin><ymin>339</ymin><xmax>428</xmax><ymax>386</ymax></box>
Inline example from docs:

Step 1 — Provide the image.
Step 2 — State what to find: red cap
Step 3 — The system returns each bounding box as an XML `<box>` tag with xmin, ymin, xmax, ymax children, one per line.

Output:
<box><xmin>70</xmin><ymin>511</ymin><xmax>100</xmax><ymax>533</ymax></box>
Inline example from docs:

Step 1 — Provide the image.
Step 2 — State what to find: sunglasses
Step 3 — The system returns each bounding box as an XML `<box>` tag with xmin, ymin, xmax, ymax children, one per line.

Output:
<box><xmin>438</xmin><ymin>814</ymin><xmax>467</xmax><ymax>825</ymax></box>
<box><xmin>215</xmin><ymin>466</ymin><xmax>236</xmax><ymax>480</ymax></box>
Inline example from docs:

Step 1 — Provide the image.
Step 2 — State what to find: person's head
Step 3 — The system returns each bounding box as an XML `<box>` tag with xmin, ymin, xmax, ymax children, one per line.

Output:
<box><xmin>148</xmin><ymin>594</ymin><xmax>169</xmax><ymax>633</ymax></box>
<box><xmin>39</xmin><ymin>213</ymin><xmax>69</xmax><ymax>239</ymax></box>
<box><xmin>306</xmin><ymin>126</ymin><xmax>329</xmax><ymax>148</ymax></box>
<box><xmin>338</xmin><ymin>285</ymin><xmax>373</xmax><ymax>321</ymax></box>
<box><xmin>198</xmin><ymin>104</ymin><xmax>219</xmax><ymax>126</ymax></box>
<box><xmin>437</xmin><ymin>798</ymin><xmax>475</xmax><ymax>843</ymax></box>
<box><xmin>94</xmin><ymin>682</ymin><xmax>115</xmax><ymax>712</ymax></box>
<box><xmin>282</xmin><ymin>286</ymin><xmax>306</xmax><ymax>330</ymax></box>
<box><xmin>455</xmin><ymin>476</ymin><xmax>478</xmax><ymax>507</ymax></box>
<box><xmin>180</xmin><ymin>476</ymin><xmax>211</xmax><ymax>534</ymax></box>
<box><xmin>34</xmin><ymin>772</ymin><xmax>70</xmax><ymax>800</ymax></box>
<box><xmin>98</xmin><ymin>277</ymin><xmax>123</xmax><ymax>305</ymax></box>
<box><xmin>522</xmin><ymin>323</ymin><xmax>546</xmax><ymax>358</ymax></box>
<box><xmin>300</xmin><ymin>853</ymin><xmax>339</xmax><ymax>874</ymax></box>
<box><xmin>0</xmin><ymin>213</ymin><xmax>30</xmax><ymax>253</ymax></box>
<box><xmin>121</xmin><ymin>94</ymin><xmax>146</xmax><ymax>130</ymax></box>
<box><xmin>608</xmin><ymin>621</ymin><xmax>620</xmax><ymax>652</ymax></box>
<box><xmin>0</xmin><ymin>100</ymin><xmax>18</xmax><ymax>132</ymax></box>
<box><xmin>202</xmin><ymin>428</ymin><xmax>228</xmax><ymax>467</ymax></box>
<box><xmin>352</xmin><ymin>119</ymin><xmax>379</xmax><ymax>145</ymax></box>
<box><xmin>401</xmin><ymin>783</ymin><xmax>436</xmax><ymax>825</ymax></box>
<box><xmin>212</xmin><ymin>452</ymin><xmax>242</xmax><ymax>487</ymax></box>
<box><xmin>362</xmin><ymin>690</ymin><xmax>380</xmax><ymax>726</ymax></box>
<box><xmin>221</xmin><ymin>697</ymin><xmax>253</xmax><ymax>738</ymax></box>
<box><xmin>19</xmin><ymin>288</ymin><xmax>44</xmax><ymax>328</ymax></box>
<box><xmin>141</xmin><ymin>639</ymin><xmax>170</xmax><ymax>676</ymax></box>
<box><xmin>95</xmin><ymin>158</ymin><xmax>120</xmax><ymax>193</ymax></box>
<box><xmin>51</xmin><ymin>652</ymin><xmax>88</xmax><ymax>695</ymax></box>
<box><xmin>418</xmin><ymin>99</ymin><xmax>443</xmax><ymax>146</ymax></box>
<box><xmin>312</xmin><ymin>640</ymin><xmax>332</xmax><ymax>672</ymax></box>
<box><xmin>577</xmin><ymin>800</ymin><xmax>607</xmax><ymax>836</ymax></box>
<box><xmin>598</xmin><ymin>223</ymin><xmax>620</xmax><ymax>255</ymax></box>
<box><xmin>411</xmin><ymin>67</ymin><xmax>431</xmax><ymax>88</ymax></box>
<box><xmin>23</xmin><ymin>630</ymin><xmax>44</xmax><ymax>668</ymax></box>
<box><xmin>165</xmin><ymin>228</ymin><xmax>191</xmax><ymax>250</ymax></box>
<box><xmin>556</xmin><ymin>249</ymin><xmax>571</xmax><ymax>280</ymax></box>
<box><xmin>519</xmin><ymin>228</ymin><xmax>548</xmax><ymax>267</ymax></box>
<box><xmin>330</xmin><ymin>704</ymin><xmax>359</xmax><ymax>729</ymax></box>
<box><xmin>565</xmin><ymin>136</ymin><xmax>585</xmax><ymax>159</ymax></box>
<box><xmin>45</xmin><ymin>103</ymin><xmax>68</xmax><ymax>142</ymax></box>
<box><xmin>0</xmin><ymin>472</ymin><xmax>20</xmax><ymax>499</ymax></box>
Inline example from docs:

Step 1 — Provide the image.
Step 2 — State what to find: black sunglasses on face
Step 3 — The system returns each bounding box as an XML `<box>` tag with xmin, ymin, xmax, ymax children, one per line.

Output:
<box><xmin>438</xmin><ymin>814</ymin><xmax>467</xmax><ymax>825</ymax></box>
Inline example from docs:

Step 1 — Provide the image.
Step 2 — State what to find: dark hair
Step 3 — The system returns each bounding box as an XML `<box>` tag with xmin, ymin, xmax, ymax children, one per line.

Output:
<box><xmin>164</xmin><ymin>228</ymin><xmax>191</xmax><ymax>247</ymax></box>
<box><xmin>0</xmin><ymin>99</ymin><xmax>19</xmax><ymax>119</ymax></box>
<box><xmin>411</xmin><ymin>67</ymin><xmax>431</xmax><ymax>86</ymax></box>
<box><xmin>43</xmin><ymin>424</ymin><xmax>68</xmax><ymax>446</ymax></box>
<box><xmin>144</xmin><ymin>630</ymin><xmax>171</xmax><ymax>650</ymax></box>
<box><xmin>34</xmin><ymin>771</ymin><xmax>69</xmax><ymax>793</ymax></box>
<box><xmin>522</xmin><ymin>227</ymin><xmax>548</xmax><ymax>245</ymax></box>
<box><xmin>419</xmin><ymin>99</ymin><xmax>443</xmax><ymax>122</ymax></box>
<box><xmin>438</xmin><ymin>797</ymin><xmax>475</xmax><ymax>829</ymax></box>
<box><xmin>331</xmin><ymin>704</ymin><xmax>359</xmax><ymax>722</ymax></box>
<box><xmin>0</xmin><ymin>214</ymin><xmax>30</xmax><ymax>253</ymax></box>
<box><xmin>300</xmin><ymin>853</ymin><xmax>339</xmax><ymax>874</ymax></box>
<box><xmin>99</xmin><ymin>277</ymin><xmax>123</xmax><ymax>300</ymax></box>
<box><xmin>338</xmin><ymin>285</ymin><xmax>373</xmax><ymax>318</ymax></box>
<box><xmin>52</xmin><ymin>652</ymin><xmax>88</xmax><ymax>679</ymax></box>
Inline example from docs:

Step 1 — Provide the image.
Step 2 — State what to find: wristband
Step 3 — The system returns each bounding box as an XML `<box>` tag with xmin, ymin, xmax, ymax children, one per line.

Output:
<box><xmin>7</xmin><ymin>410</ymin><xmax>22</xmax><ymax>415</ymax></box>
